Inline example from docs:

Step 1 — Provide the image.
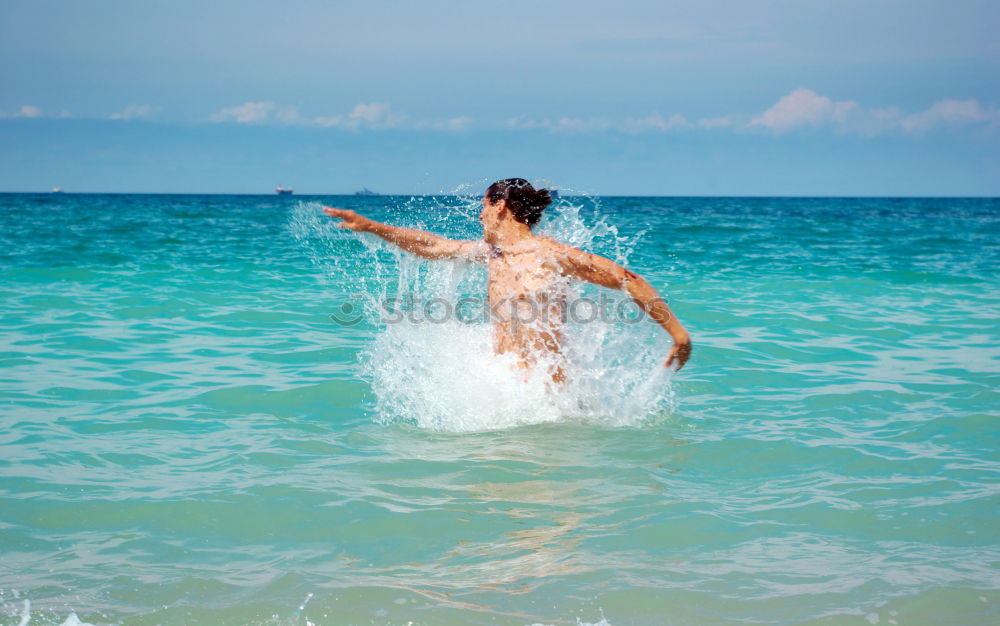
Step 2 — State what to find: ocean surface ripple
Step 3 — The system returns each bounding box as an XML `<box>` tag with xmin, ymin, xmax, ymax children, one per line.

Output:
<box><xmin>0</xmin><ymin>193</ymin><xmax>998</xmax><ymax>625</ymax></box>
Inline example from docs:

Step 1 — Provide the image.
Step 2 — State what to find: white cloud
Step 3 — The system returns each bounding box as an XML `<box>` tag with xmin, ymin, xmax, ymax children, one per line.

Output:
<box><xmin>509</xmin><ymin>114</ymin><xmax>674</xmax><ymax>133</ymax></box>
<box><xmin>834</xmin><ymin>106</ymin><xmax>900</xmax><ymax>137</ymax></box>
<box><xmin>202</xmin><ymin>93</ymin><xmax>996</xmax><ymax>137</ymax></box>
<box><xmin>274</xmin><ymin>106</ymin><xmax>302</xmax><ymax>124</ymax></box>
<box><xmin>900</xmin><ymin>99</ymin><xmax>992</xmax><ymax>133</ymax></box>
<box><xmin>621</xmin><ymin>113</ymin><xmax>692</xmax><ymax>133</ymax></box>
<box><xmin>442</xmin><ymin>116</ymin><xmax>473</xmax><ymax>132</ymax></box>
<box><xmin>205</xmin><ymin>100</ymin><xmax>490</xmax><ymax>132</ymax></box>
<box><xmin>506</xmin><ymin>115</ymin><xmax>550</xmax><ymax>130</ymax></box>
<box><xmin>109</xmin><ymin>104</ymin><xmax>160</xmax><ymax>120</ymax></box>
<box><xmin>0</xmin><ymin>105</ymin><xmax>46</xmax><ymax>119</ymax></box>
<box><xmin>552</xmin><ymin>117</ymin><xmax>612</xmax><ymax>133</ymax></box>
<box><xmin>322</xmin><ymin>102</ymin><xmax>398</xmax><ymax>128</ymax></box>
<box><xmin>15</xmin><ymin>105</ymin><xmax>42</xmax><ymax>118</ymax></box>
<box><xmin>210</xmin><ymin>101</ymin><xmax>275</xmax><ymax>123</ymax></box>
<box><xmin>0</xmin><ymin>105</ymin><xmax>77</xmax><ymax>119</ymax></box>
<box><xmin>415</xmin><ymin>116</ymin><xmax>474</xmax><ymax>132</ymax></box>
<box><xmin>348</xmin><ymin>102</ymin><xmax>390</xmax><ymax>125</ymax></box>
<box><xmin>750</xmin><ymin>88</ymin><xmax>859</xmax><ymax>133</ymax></box>
<box><xmin>749</xmin><ymin>89</ymin><xmax>997</xmax><ymax>136</ymax></box>
<box><xmin>314</xmin><ymin>102</ymin><xmax>403</xmax><ymax>129</ymax></box>
<box><xmin>311</xmin><ymin>115</ymin><xmax>339</xmax><ymax>127</ymax></box>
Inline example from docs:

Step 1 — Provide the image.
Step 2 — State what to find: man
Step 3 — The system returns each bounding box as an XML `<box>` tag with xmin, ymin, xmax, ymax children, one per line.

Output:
<box><xmin>324</xmin><ymin>178</ymin><xmax>691</xmax><ymax>383</ymax></box>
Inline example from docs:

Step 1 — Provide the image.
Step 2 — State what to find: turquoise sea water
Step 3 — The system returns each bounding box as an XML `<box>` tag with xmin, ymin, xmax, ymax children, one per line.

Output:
<box><xmin>1</xmin><ymin>193</ymin><xmax>998</xmax><ymax>625</ymax></box>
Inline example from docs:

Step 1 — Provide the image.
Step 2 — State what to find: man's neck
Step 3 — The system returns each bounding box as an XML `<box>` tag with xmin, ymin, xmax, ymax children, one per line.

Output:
<box><xmin>486</xmin><ymin>220</ymin><xmax>533</xmax><ymax>248</ymax></box>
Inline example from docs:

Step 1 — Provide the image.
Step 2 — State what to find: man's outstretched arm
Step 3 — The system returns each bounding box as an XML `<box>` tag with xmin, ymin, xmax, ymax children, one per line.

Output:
<box><xmin>324</xmin><ymin>207</ymin><xmax>485</xmax><ymax>261</ymax></box>
<box><xmin>548</xmin><ymin>240</ymin><xmax>692</xmax><ymax>371</ymax></box>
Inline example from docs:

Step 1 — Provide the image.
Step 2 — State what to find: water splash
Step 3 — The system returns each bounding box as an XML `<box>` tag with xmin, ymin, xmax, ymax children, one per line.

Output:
<box><xmin>0</xmin><ymin>597</ymin><xmax>97</xmax><ymax>626</ymax></box>
<box><xmin>289</xmin><ymin>191</ymin><xmax>676</xmax><ymax>432</ymax></box>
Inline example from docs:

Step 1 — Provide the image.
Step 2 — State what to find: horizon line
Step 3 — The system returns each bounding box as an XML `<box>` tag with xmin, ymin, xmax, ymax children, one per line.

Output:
<box><xmin>2</xmin><ymin>191</ymin><xmax>998</xmax><ymax>200</ymax></box>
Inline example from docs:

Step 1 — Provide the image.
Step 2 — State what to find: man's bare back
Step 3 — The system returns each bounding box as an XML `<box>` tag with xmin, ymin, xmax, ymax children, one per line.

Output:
<box><xmin>323</xmin><ymin>178</ymin><xmax>691</xmax><ymax>382</ymax></box>
<box><xmin>486</xmin><ymin>238</ymin><xmax>571</xmax><ymax>381</ymax></box>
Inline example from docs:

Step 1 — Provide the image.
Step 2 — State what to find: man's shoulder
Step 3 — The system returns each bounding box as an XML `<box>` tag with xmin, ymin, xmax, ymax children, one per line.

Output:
<box><xmin>458</xmin><ymin>239</ymin><xmax>491</xmax><ymax>261</ymax></box>
<box><xmin>537</xmin><ymin>236</ymin><xmax>574</xmax><ymax>254</ymax></box>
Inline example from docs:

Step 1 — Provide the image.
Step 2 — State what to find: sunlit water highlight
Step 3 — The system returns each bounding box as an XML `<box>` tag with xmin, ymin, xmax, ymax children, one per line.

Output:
<box><xmin>1</xmin><ymin>193</ymin><xmax>998</xmax><ymax>625</ymax></box>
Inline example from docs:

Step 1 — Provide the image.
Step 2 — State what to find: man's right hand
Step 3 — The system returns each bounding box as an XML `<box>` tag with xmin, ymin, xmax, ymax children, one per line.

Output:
<box><xmin>324</xmin><ymin>207</ymin><xmax>372</xmax><ymax>232</ymax></box>
<box><xmin>666</xmin><ymin>338</ymin><xmax>692</xmax><ymax>371</ymax></box>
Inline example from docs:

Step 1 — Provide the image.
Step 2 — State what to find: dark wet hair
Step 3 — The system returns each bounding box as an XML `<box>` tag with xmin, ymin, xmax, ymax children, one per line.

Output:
<box><xmin>486</xmin><ymin>178</ymin><xmax>553</xmax><ymax>228</ymax></box>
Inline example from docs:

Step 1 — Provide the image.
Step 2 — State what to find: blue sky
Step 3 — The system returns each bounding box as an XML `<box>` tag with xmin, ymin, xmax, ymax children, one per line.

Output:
<box><xmin>1</xmin><ymin>0</ymin><xmax>997</xmax><ymax>195</ymax></box>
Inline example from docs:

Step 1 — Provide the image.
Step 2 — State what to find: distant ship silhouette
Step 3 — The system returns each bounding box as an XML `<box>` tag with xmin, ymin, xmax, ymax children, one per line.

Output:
<box><xmin>275</xmin><ymin>186</ymin><xmax>294</xmax><ymax>195</ymax></box>
<box><xmin>354</xmin><ymin>187</ymin><xmax>380</xmax><ymax>196</ymax></box>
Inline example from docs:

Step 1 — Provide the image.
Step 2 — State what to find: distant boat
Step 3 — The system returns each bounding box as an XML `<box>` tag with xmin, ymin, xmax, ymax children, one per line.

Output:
<box><xmin>275</xmin><ymin>186</ymin><xmax>294</xmax><ymax>195</ymax></box>
<box><xmin>51</xmin><ymin>187</ymin><xmax>63</xmax><ymax>194</ymax></box>
<box><xmin>354</xmin><ymin>187</ymin><xmax>380</xmax><ymax>196</ymax></box>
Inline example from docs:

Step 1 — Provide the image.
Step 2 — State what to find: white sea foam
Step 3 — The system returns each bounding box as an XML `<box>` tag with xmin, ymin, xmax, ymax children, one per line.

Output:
<box><xmin>0</xmin><ymin>597</ymin><xmax>96</xmax><ymax>626</ymax></box>
<box><xmin>290</xmin><ymin>192</ymin><xmax>676</xmax><ymax>432</ymax></box>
